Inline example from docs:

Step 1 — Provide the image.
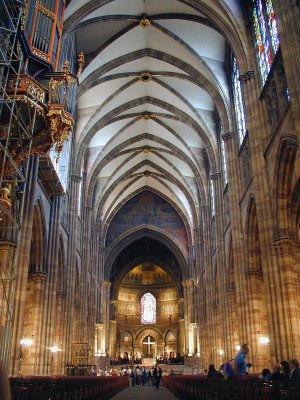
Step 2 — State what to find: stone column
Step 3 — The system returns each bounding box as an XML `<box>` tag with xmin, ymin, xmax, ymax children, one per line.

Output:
<box><xmin>79</xmin><ymin>205</ymin><xmax>93</xmax><ymax>344</ymax></box>
<box><xmin>221</xmin><ymin>131</ymin><xmax>248</xmax><ymax>347</ymax></box>
<box><xmin>61</xmin><ymin>173</ymin><xmax>82</xmax><ymax>368</ymax></box>
<box><xmin>226</xmin><ymin>290</ymin><xmax>239</xmax><ymax>359</ymax></box>
<box><xmin>273</xmin><ymin>238</ymin><xmax>300</xmax><ymax>359</ymax></box>
<box><xmin>40</xmin><ymin>196</ymin><xmax>61</xmax><ymax>375</ymax></box>
<box><xmin>244</xmin><ymin>269</ymin><xmax>268</xmax><ymax>371</ymax></box>
<box><xmin>182</xmin><ymin>279</ymin><xmax>195</xmax><ymax>355</ymax></box>
<box><xmin>100</xmin><ymin>281</ymin><xmax>111</xmax><ymax>356</ymax></box>
<box><xmin>22</xmin><ymin>271</ymin><xmax>47</xmax><ymax>375</ymax></box>
<box><xmin>0</xmin><ymin>240</ymin><xmax>16</xmax><ymax>368</ymax></box>
<box><xmin>210</xmin><ymin>172</ymin><xmax>227</xmax><ymax>361</ymax></box>
<box><xmin>10</xmin><ymin>156</ymin><xmax>39</xmax><ymax>375</ymax></box>
<box><xmin>240</xmin><ymin>70</ymin><xmax>284</xmax><ymax>366</ymax></box>
<box><xmin>198</xmin><ymin>205</ymin><xmax>211</xmax><ymax>367</ymax></box>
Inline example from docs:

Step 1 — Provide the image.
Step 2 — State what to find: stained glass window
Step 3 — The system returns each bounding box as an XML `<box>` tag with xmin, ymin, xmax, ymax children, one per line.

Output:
<box><xmin>232</xmin><ymin>57</ymin><xmax>248</xmax><ymax>144</ymax></box>
<box><xmin>141</xmin><ymin>293</ymin><xmax>156</xmax><ymax>324</ymax></box>
<box><xmin>252</xmin><ymin>0</ymin><xmax>280</xmax><ymax>84</ymax></box>
<box><xmin>220</xmin><ymin>125</ymin><xmax>228</xmax><ymax>185</ymax></box>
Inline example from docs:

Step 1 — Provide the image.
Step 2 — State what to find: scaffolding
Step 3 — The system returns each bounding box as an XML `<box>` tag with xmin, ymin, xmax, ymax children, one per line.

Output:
<box><xmin>0</xmin><ymin>0</ymin><xmax>40</xmax><ymax>367</ymax></box>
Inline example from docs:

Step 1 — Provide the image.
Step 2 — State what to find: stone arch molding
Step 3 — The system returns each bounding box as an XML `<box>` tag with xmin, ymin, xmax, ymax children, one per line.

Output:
<box><xmin>104</xmin><ymin>227</ymin><xmax>190</xmax><ymax>281</ymax></box>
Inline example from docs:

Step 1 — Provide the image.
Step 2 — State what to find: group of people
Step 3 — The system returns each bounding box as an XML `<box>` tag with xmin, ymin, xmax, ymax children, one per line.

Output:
<box><xmin>94</xmin><ymin>364</ymin><xmax>164</xmax><ymax>388</ymax></box>
<box><xmin>207</xmin><ymin>343</ymin><xmax>300</xmax><ymax>382</ymax></box>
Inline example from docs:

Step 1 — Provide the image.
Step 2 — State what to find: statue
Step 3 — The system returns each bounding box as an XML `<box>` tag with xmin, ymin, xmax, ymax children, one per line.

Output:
<box><xmin>0</xmin><ymin>184</ymin><xmax>12</xmax><ymax>209</ymax></box>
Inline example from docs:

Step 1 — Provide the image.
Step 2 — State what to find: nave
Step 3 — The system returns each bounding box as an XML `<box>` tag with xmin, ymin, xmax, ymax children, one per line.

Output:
<box><xmin>0</xmin><ymin>2</ymin><xmax>300</xmax><ymax>399</ymax></box>
<box><xmin>110</xmin><ymin>385</ymin><xmax>177</xmax><ymax>400</ymax></box>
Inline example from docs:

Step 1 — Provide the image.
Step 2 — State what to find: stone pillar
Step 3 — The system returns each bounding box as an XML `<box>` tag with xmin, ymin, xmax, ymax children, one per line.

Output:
<box><xmin>95</xmin><ymin>323</ymin><xmax>105</xmax><ymax>356</ymax></box>
<box><xmin>79</xmin><ymin>205</ymin><xmax>93</xmax><ymax>345</ymax></box>
<box><xmin>240</xmin><ymin>70</ymin><xmax>285</xmax><ymax>366</ymax></box>
<box><xmin>0</xmin><ymin>240</ymin><xmax>16</xmax><ymax>368</ymax></box>
<box><xmin>39</xmin><ymin>196</ymin><xmax>61</xmax><ymax>375</ymax></box>
<box><xmin>177</xmin><ymin>297</ymin><xmax>185</xmax><ymax>356</ymax></box>
<box><xmin>210</xmin><ymin>172</ymin><xmax>227</xmax><ymax>361</ymax></box>
<box><xmin>109</xmin><ymin>320</ymin><xmax>117</xmax><ymax>358</ymax></box>
<box><xmin>226</xmin><ymin>290</ymin><xmax>239</xmax><ymax>359</ymax></box>
<box><xmin>198</xmin><ymin>205</ymin><xmax>211</xmax><ymax>367</ymax></box>
<box><xmin>182</xmin><ymin>279</ymin><xmax>196</xmax><ymax>355</ymax></box>
<box><xmin>99</xmin><ymin>281</ymin><xmax>111</xmax><ymax>356</ymax></box>
<box><xmin>244</xmin><ymin>269</ymin><xmax>269</xmax><ymax>371</ymax></box>
<box><xmin>10</xmin><ymin>156</ymin><xmax>39</xmax><ymax>375</ymax></box>
<box><xmin>62</xmin><ymin>173</ymin><xmax>81</xmax><ymax>368</ymax></box>
<box><xmin>221</xmin><ymin>130</ymin><xmax>247</xmax><ymax>340</ymax></box>
<box><xmin>22</xmin><ymin>271</ymin><xmax>47</xmax><ymax>375</ymax></box>
<box><xmin>273</xmin><ymin>238</ymin><xmax>300</xmax><ymax>359</ymax></box>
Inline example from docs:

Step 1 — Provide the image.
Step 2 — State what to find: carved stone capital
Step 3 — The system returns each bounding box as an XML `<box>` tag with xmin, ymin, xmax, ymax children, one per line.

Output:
<box><xmin>28</xmin><ymin>271</ymin><xmax>48</xmax><ymax>283</ymax></box>
<box><xmin>70</xmin><ymin>174</ymin><xmax>82</xmax><ymax>182</ymax></box>
<box><xmin>244</xmin><ymin>268</ymin><xmax>263</xmax><ymax>279</ymax></box>
<box><xmin>221</xmin><ymin>131</ymin><xmax>234</xmax><ymax>142</ymax></box>
<box><xmin>239</xmin><ymin>71</ymin><xmax>255</xmax><ymax>83</ymax></box>
<box><xmin>0</xmin><ymin>240</ymin><xmax>17</xmax><ymax>250</ymax></box>
<box><xmin>210</xmin><ymin>172</ymin><xmax>221</xmax><ymax>181</ymax></box>
<box><xmin>273</xmin><ymin>237</ymin><xmax>298</xmax><ymax>256</ymax></box>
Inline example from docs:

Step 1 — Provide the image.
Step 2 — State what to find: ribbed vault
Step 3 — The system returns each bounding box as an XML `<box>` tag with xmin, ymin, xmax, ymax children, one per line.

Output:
<box><xmin>65</xmin><ymin>0</ymin><xmax>251</xmax><ymax>275</ymax></box>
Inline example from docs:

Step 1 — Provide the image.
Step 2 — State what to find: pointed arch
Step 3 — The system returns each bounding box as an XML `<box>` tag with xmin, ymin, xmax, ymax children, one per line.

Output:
<box><xmin>29</xmin><ymin>199</ymin><xmax>47</xmax><ymax>274</ymax></box>
<box><xmin>226</xmin><ymin>233</ymin><xmax>236</xmax><ymax>292</ymax></box>
<box><xmin>274</xmin><ymin>135</ymin><xmax>298</xmax><ymax>238</ymax></box>
<box><xmin>245</xmin><ymin>195</ymin><xmax>262</xmax><ymax>275</ymax></box>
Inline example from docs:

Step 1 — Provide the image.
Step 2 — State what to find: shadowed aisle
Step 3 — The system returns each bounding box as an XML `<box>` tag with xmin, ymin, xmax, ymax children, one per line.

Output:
<box><xmin>109</xmin><ymin>384</ymin><xmax>178</xmax><ymax>399</ymax></box>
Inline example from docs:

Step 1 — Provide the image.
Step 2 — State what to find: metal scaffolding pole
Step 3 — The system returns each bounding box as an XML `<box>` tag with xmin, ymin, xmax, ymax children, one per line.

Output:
<box><xmin>0</xmin><ymin>0</ymin><xmax>39</xmax><ymax>368</ymax></box>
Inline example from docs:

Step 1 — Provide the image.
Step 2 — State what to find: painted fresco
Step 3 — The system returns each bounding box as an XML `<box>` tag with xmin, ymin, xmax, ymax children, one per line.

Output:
<box><xmin>105</xmin><ymin>191</ymin><xmax>188</xmax><ymax>250</ymax></box>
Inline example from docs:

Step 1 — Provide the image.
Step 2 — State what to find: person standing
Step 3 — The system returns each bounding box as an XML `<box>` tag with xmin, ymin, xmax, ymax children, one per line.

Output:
<box><xmin>234</xmin><ymin>344</ymin><xmax>249</xmax><ymax>376</ymax></box>
<box><xmin>290</xmin><ymin>359</ymin><xmax>300</xmax><ymax>381</ymax></box>
<box><xmin>153</xmin><ymin>364</ymin><xmax>162</xmax><ymax>389</ymax></box>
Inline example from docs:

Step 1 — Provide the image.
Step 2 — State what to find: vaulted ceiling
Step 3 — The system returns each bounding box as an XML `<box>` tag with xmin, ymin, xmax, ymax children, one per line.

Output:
<box><xmin>65</xmin><ymin>0</ymin><xmax>249</xmax><ymax>243</ymax></box>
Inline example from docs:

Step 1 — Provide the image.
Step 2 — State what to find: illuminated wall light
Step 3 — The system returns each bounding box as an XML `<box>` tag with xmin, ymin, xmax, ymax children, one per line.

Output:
<box><xmin>235</xmin><ymin>345</ymin><xmax>241</xmax><ymax>351</ymax></box>
<box><xmin>219</xmin><ymin>349</ymin><xmax>224</xmax><ymax>356</ymax></box>
<box><xmin>20</xmin><ymin>338</ymin><xmax>33</xmax><ymax>347</ymax></box>
<box><xmin>258</xmin><ymin>336</ymin><xmax>270</xmax><ymax>345</ymax></box>
<box><xmin>50</xmin><ymin>346</ymin><xmax>60</xmax><ymax>353</ymax></box>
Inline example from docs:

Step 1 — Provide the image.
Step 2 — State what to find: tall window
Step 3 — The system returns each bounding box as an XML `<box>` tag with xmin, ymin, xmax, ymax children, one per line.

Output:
<box><xmin>220</xmin><ymin>125</ymin><xmax>228</xmax><ymax>185</ymax></box>
<box><xmin>232</xmin><ymin>57</ymin><xmax>248</xmax><ymax>144</ymax></box>
<box><xmin>210</xmin><ymin>178</ymin><xmax>215</xmax><ymax>217</ymax></box>
<box><xmin>141</xmin><ymin>293</ymin><xmax>156</xmax><ymax>324</ymax></box>
<box><xmin>252</xmin><ymin>0</ymin><xmax>280</xmax><ymax>84</ymax></box>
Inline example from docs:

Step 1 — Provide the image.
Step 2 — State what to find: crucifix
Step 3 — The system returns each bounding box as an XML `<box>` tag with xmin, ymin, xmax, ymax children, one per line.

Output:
<box><xmin>142</xmin><ymin>336</ymin><xmax>155</xmax><ymax>357</ymax></box>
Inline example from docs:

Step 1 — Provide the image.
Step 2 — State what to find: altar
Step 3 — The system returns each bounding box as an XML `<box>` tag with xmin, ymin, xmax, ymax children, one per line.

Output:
<box><xmin>142</xmin><ymin>357</ymin><xmax>156</xmax><ymax>366</ymax></box>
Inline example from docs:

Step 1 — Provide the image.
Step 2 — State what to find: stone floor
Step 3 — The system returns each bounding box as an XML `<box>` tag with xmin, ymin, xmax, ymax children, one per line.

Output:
<box><xmin>110</xmin><ymin>384</ymin><xmax>178</xmax><ymax>399</ymax></box>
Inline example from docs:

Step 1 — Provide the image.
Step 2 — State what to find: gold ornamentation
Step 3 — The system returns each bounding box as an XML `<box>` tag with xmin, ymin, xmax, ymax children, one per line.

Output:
<box><xmin>47</xmin><ymin>105</ymin><xmax>73</xmax><ymax>153</ymax></box>
<box><xmin>140</xmin><ymin>16</ymin><xmax>151</xmax><ymax>28</ymax></box>
<box><xmin>31</xmin><ymin>48</ymin><xmax>50</xmax><ymax>62</ymax></box>
<box><xmin>77</xmin><ymin>52</ymin><xmax>85</xmax><ymax>76</ymax></box>
<box><xmin>139</xmin><ymin>72</ymin><xmax>152</xmax><ymax>82</ymax></box>
<box><xmin>63</xmin><ymin>60</ymin><xmax>70</xmax><ymax>76</ymax></box>
<box><xmin>0</xmin><ymin>184</ymin><xmax>12</xmax><ymax>210</ymax></box>
<box><xmin>143</xmin><ymin>146</ymin><xmax>151</xmax><ymax>153</ymax></box>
